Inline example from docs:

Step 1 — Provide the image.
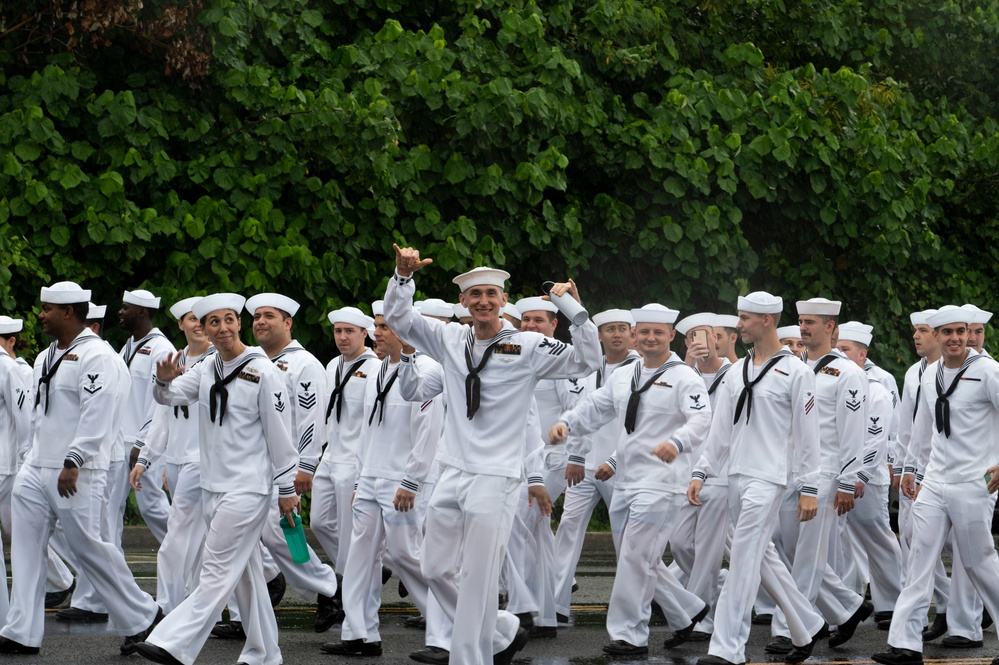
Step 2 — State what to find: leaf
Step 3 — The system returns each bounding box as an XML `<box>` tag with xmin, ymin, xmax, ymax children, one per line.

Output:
<box><xmin>219</xmin><ymin>17</ymin><xmax>239</xmax><ymax>37</ymax></box>
<box><xmin>59</xmin><ymin>165</ymin><xmax>85</xmax><ymax>189</ymax></box>
<box><xmin>99</xmin><ymin>171</ymin><xmax>124</xmax><ymax>196</ymax></box>
<box><xmin>50</xmin><ymin>226</ymin><xmax>71</xmax><ymax>247</ymax></box>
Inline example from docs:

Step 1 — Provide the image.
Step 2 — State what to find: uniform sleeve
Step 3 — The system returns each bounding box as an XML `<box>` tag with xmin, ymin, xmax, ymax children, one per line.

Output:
<box><xmin>834</xmin><ymin>369</ymin><xmax>867</xmax><ymax>492</ymax></box>
<box><xmin>523</xmin><ymin>398</ymin><xmax>545</xmax><ymax>486</ymax></box>
<box><xmin>669</xmin><ymin>372</ymin><xmax>713</xmax><ymax>455</ymax></box>
<box><xmin>908</xmin><ymin>374</ymin><xmax>935</xmax><ymax>483</ymax></box>
<box><xmin>894</xmin><ymin>373</ymin><xmax>917</xmax><ymax>478</ymax></box>
<box><xmin>401</xmin><ymin>378</ymin><xmax>444</xmax><ymax>493</ymax></box>
<box><xmin>527</xmin><ymin>321</ymin><xmax>602</xmax><ymax>381</ymax></box>
<box><xmin>66</xmin><ymin>351</ymin><xmax>119</xmax><ymax>468</ymax></box>
<box><xmin>136</xmin><ymin>404</ymin><xmax>170</xmax><ymax>468</ymax></box>
<box><xmin>258</xmin><ymin>368</ymin><xmax>299</xmax><ymax>497</ymax></box>
<box><xmin>397</xmin><ymin>353</ymin><xmax>445</xmax><ymax>401</ymax></box>
<box><xmin>560</xmin><ymin>382</ymin><xmax>617</xmax><ymax>440</ymax></box>
<box><xmin>790</xmin><ymin>368</ymin><xmax>820</xmax><ymax>496</ymax></box>
<box><xmin>692</xmin><ymin>377</ymin><xmax>735</xmax><ymax>481</ymax></box>
<box><xmin>858</xmin><ymin>387</ymin><xmax>891</xmax><ymax>485</ymax></box>
<box><xmin>5</xmin><ymin>361</ymin><xmax>31</xmax><ymax>461</ymax></box>
<box><xmin>134</xmin><ymin>339</ymin><xmax>176</xmax><ymax>448</ymax></box>
<box><xmin>384</xmin><ymin>272</ymin><xmax>450</xmax><ymax>362</ymax></box>
<box><xmin>294</xmin><ymin>360</ymin><xmax>327</xmax><ymax>476</ymax></box>
<box><xmin>885</xmin><ymin>374</ymin><xmax>901</xmax><ymax>464</ymax></box>
<box><xmin>558</xmin><ymin>377</ymin><xmax>592</xmax><ymax>465</ymax></box>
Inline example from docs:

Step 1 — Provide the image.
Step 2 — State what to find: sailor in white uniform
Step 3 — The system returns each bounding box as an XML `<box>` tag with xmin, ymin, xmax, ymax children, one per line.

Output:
<box><xmin>689</xmin><ymin>292</ymin><xmax>826</xmax><ymax>665</ymax></box>
<box><xmin>874</xmin><ymin>306</ymin><xmax>999</xmax><ymax>665</ymax></box>
<box><xmin>713</xmin><ymin>315</ymin><xmax>740</xmax><ymax>364</ymax></box>
<box><xmin>777</xmin><ymin>325</ymin><xmax>806</xmax><ymax>359</ymax></box>
<box><xmin>136</xmin><ymin>293</ymin><xmax>299</xmax><ymax>665</ymax></box>
<box><xmin>0</xmin><ymin>282</ymin><xmax>161</xmax><ymax>656</ymax></box>
<box><xmin>385</xmin><ymin>245</ymin><xmax>600</xmax><ymax>665</ymax></box>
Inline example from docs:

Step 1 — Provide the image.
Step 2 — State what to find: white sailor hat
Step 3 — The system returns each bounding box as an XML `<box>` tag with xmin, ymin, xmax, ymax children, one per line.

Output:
<box><xmin>327</xmin><ymin>306</ymin><xmax>374</xmax><ymax>329</ymax></box>
<box><xmin>927</xmin><ymin>305</ymin><xmax>970</xmax><ymax>329</ymax></box>
<box><xmin>675</xmin><ymin>312</ymin><xmax>716</xmax><ymax>336</ymax></box>
<box><xmin>453</xmin><ymin>303</ymin><xmax>471</xmax><ymax>319</ymax></box>
<box><xmin>737</xmin><ymin>292</ymin><xmax>782</xmax><ymax>314</ymax></box>
<box><xmin>838</xmin><ymin>321</ymin><xmax>873</xmax><ymax>346</ymax></box>
<box><xmin>367</xmin><ymin>325</ymin><xmax>376</xmax><ymax>341</ymax></box>
<box><xmin>87</xmin><ymin>304</ymin><xmax>107</xmax><ymax>320</ymax></box>
<box><xmin>169</xmin><ymin>297</ymin><xmax>202</xmax><ymax>321</ymax></box>
<box><xmin>776</xmin><ymin>325</ymin><xmax>801</xmax><ymax>340</ymax></box>
<box><xmin>0</xmin><ymin>316</ymin><xmax>23</xmax><ymax>334</ymax></box>
<box><xmin>41</xmin><ymin>281</ymin><xmax>91</xmax><ymax>304</ymax></box>
<box><xmin>631</xmin><ymin>304</ymin><xmax>679</xmax><ymax>325</ymax></box>
<box><xmin>452</xmin><ymin>266</ymin><xmax>510</xmax><ymax>293</ymax></box>
<box><xmin>515</xmin><ymin>297</ymin><xmax>557</xmax><ymax>314</ymax></box>
<box><xmin>417</xmin><ymin>299</ymin><xmax>454</xmax><ymax>319</ymax></box>
<box><xmin>192</xmin><ymin>293</ymin><xmax>245</xmax><ymax>319</ymax></box>
<box><xmin>713</xmin><ymin>314</ymin><xmax>740</xmax><ymax>329</ymax></box>
<box><xmin>961</xmin><ymin>304</ymin><xmax>993</xmax><ymax>325</ymax></box>
<box><xmin>910</xmin><ymin>309</ymin><xmax>938</xmax><ymax>326</ymax></box>
<box><xmin>123</xmin><ymin>289</ymin><xmax>161</xmax><ymax>309</ymax></box>
<box><xmin>371</xmin><ymin>300</ymin><xmax>385</xmax><ymax>317</ymax></box>
<box><xmin>795</xmin><ymin>297</ymin><xmax>841</xmax><ymax>316</ymax></box>
<box><xmin>245</xmin><ymin>293</ymin><xmax>300</xmax><ymax>317</ymax></box>
<box><xmin>592</xmin><ymin>309</ymin><xmax>635</xmax><ymax>328</ymax></box>
<box><xmin>502</xmin><ymin>303</ymin><xmax>521</xmax><ymax>320</ymax></box>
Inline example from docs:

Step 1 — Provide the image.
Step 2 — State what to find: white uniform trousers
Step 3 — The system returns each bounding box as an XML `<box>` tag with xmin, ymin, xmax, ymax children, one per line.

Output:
<box><xmin>1</xmin><ymin>465</ymin><xmax>159</xmax><ymax>647</ymax></box>
<box><xmin>845</xmin><ymin>483</ymin><xmax>902</xmax><ymax>613</ymax></box>
<box><xmin>888</xmin><ymin>480</ymin><xmax>999</xmax><ymax>652</ymax></box>
<box><xmin>311</xmin><ymin>458</ymin><xmax>357</xmax><ymax>572</ymax></box>
<box><xmin>502</xmin><ymin>497</ymin><xmax>538</xmax><ymax>615</ymax></box>
<box><xmin>130</xmin><ymin>456</ymin><xmax>169</xmax><ymax>543</ymax></box>
<box><xmin>898</xmin><ymin>492</ymin><xmax>949</xmax><ymax>617</ymax></box>
<box><xmin>669</xmin><ymin>481</ymin><xmax>731</xmax><ymax>634</ymax></box>
<box><xmin>147</xmin><ymin>490</ymin><xmax>279</xmax><ymax>665</ymax></box>
<box><xmin>833</xmin><ymin>516</ymin><xmax>870</xmax><ymax>596</ymax></box>
<box><xmin>773</xmin><ymin>477</ymin><xmax>862</xmax><ymax>636</ymax></box>
<box><xmin>44</xmin><ymin>527</ymin><xmax>77</xmax><ymax>593</ymax></box>
<box><xmin>422</xmin><ymin>465</ymin><xmax>521</xmax><ymax>665</ymax></box>
<box><xmin>341</xmin><ymin>476</ymin><xmax>442</xmax><ymax>645</ymax></box>
<box><xmin>155</xmin><ymin>462</ymin><xmax>207</xmax><ymax>614</ymax></box>
<box><xmin>60</xmin><ymin>466</ymin><xmax>114</xmax><ymax>616</ymax></box>
<box><xmin>709</xmin><ymin>475</ymin><xmax>825</xmax><ymax>664</ymax></box>
<box><xmin>944</xmin><ymin>490</ymin><xmax>997</xmax><ymax>641</ymax></box>
<box><xmin>605</xmin><ymin>487</ymin><xmax>705</xmax><ymax>646</ymax></box>
<box><xmin>553</xmin><ymin>469</ymin><xmax>615</xmax><ymax>617</ymax></box>
<box><xmin>259</xmin><ymin>487</ymin><xmax>338</xmax><ymax>602</ymax></box>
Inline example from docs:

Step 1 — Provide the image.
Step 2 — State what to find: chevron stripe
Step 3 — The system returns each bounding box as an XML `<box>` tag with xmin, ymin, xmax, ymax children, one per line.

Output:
<box><xmin>298</xmin><ymin>393</ymin><xmax>316</xmax><ymax>410</ymax></box>
<box><xmin>298</xmin><ymin>423</ymin><xmax>314</xmax><ymax>453</ymax></box>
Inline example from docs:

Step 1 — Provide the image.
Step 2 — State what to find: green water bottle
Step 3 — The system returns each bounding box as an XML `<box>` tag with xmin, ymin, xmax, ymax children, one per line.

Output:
<box><xmin>280</xmin><ymin>512</ymin><xmax>310</xmax><ymax>565</ymax></box>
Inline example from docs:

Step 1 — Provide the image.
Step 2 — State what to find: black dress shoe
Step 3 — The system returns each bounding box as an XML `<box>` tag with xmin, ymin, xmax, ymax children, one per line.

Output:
<box><xmin>404</xmin><ymin>615</ymin><xmax>427</xmax><ymax>629</ymax></box>
<box><xmin>0</xmin><ymin>637</ymin><xmax>39</xmax><ymax>654</ymax></box>
<box><xmin>872</xmin><ymin>647</ymin><xmax>924</xmax><ymax>665</ymax></box>
<box><xmin>56</xmin><ymin>606</ymin><xmax>108</xmax><ymax>623</ymax></box>
<box><xmin>410</xmin><ymin>646</ymin><xmax>449</xmax><ymax>664</ymax></box>
<box><xmin>45</xmin><ymin>580</ymin><xmax>76</xmax><ymax>609</ymax></box>
<box><xmin>690</xmin><ymin>630</ymin><xmax>712</xmax><ymax>642</ymax></box>
<box><xmin>399</xmin><ymin>580</ymin><xmax>409</xmax><ymax>598</ymax></box>
<box><xmin>556</xmin><ymin>612</ymin><xmax>569</xmax><ymax>625</ymax></box>
<box><xmin>941</xmin><ymin>635</ymin><xmax>984</xmax><ymax>648</ymax></box>
<box><xmin>984</xmin><ymin>610</ymin><xmax>994</xmax><ymax>630</ymax></box>
<box><xmin>267</xmin><ymin>572</ymin><xmax>286</xmax><ymax>608</ymax></box>
<box><xmin>514</xmin><ymin>612</ymin><xmax>534</xmax><ymax>629</ymax></box>
<box><xmin>382</xmin><ymin>567</ymin><xmax>393</xmax><ymax>585</ymax></box>
<box><xmin>829</xmin><ymin>601</ymin><xmax>873</xmax><ymax>647</ymax></box>
<box><xmin>601</xmin><ymin>639</ymin><xmax>649</xmax><ymax>657</ymax></box>
<box><xmin>785</xmin><ymin>623</ymin><xmax>827</xmax><ymax>663</ymax></box>
<box><xmin>922</xmin><ymin>612</ymin><xmax>946</xmax><ymax>641</ymax></box>
<box><xmin>571</xmin><ymin>582</ymin><xmax>579</xmax><ymax>593</ymax></box>
<box><xmin>753</xmin><ymin>612</ymin><xmax>773</xmax><ymax>625</ymax></box>
<box><xmin>664</xmin><ymin>604</ymin><xmax>711</xmax><ymax>648</ymax></box>
<box><xmin>211</xmin><ymin>620</ymin><xmax>246</xmax><ymax>640</ymax></box>
<box><xmin>494</xmin><ymin>627</ymin><xmax>528</xmax><ymax>665</ymax></box>
<box><xmin>698</xmin><ymin>656</ymin><xmax>744</xmax><ymax>665</ymax></box>
<box><xmin>529</xmin><ymin>625</ymin><xmax>557</xmax><ymax>639</ymax></box>
<box><xmin>122</xmin><ymin>607</ymin><xmax>165</xmax><ymax>656</ymax></box>
<box><xmin>875</xmin><ymin>611</ymin><xmax>893</xmax><ymax>631</ymax></box>
<box><xmin>765</xmin><ymin>636</ymin><xmax>793</xmax><ymax>655</ymax></box>
<box><xmin>315</xmin><ymin>593</ymin><xmax>345</xmax><ymax>633</ymax></box>
<box><xmin>135</xmin><ymin>642</ymin><xmax>184</xmax><ymax>665</ymax></box>
<box><xmin>321</xmin><ymin>639</ymin><xmax>383</xmax><ymax>656</ymax></box>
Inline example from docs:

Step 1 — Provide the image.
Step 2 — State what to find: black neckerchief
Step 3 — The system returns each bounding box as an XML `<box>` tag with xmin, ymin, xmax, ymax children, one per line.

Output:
<box><xmin>35</xmin><ymin>334</ymin><xmax>100</xmax><ymax>414</ymax></box>
<box><xmin>326</xmin><ymin>354</ymin><xmax>371</xmax><ymax>424</ymax></box>
<box><xmin>624</xmin><ymin>358</ymin><xmax>682</xmax><ymax>434</ymax></box>
<box><xmin>124</xmin><ymin>330</ymin><xmax>165</xmax><ymax>368</ymax></box>
<box><xmin>934</xmin><ymin>353</ymin><xmax>983</xmax><ymax>437</ymax></box>
<box><xmin>210</xmin><ymin>351</ymin><xmax>264</xmax><ymax>426</ymax></box>
<box><xmin>368</xmin><ymin>358</ymin><xmax>400</xmax><ymax>426</ymax></box>
<box><xmin>733</xmin><ymin>349</ymin><xmax>794</xmax><ymax>425</ymax></box>
<box><xmin>706</xmin><ymin>362</ymin><xmax>733</xmax><ymax>396</ymax></box>
<box><xmin>913</xmin><ymin>357</ymin><xmax>928</xmax><ymax>420</ymax></box>
<box><xmin>596</xmin><ymin>354</ymin><xmax>639</xmax><ymax>389</ymax></box>
<box><xmin>463</xmin><ymin>326</ymin><xmax>516</xmax><ymax>420</ymax></box>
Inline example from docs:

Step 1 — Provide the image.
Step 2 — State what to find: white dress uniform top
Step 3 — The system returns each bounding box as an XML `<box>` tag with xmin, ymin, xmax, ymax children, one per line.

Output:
<box><xmin>340</xmin><ymin>353</ymin><xmax>444</xmax><ymax>645</ymax></box>
<box><xmin>0</xmin><ymin>323</ymin><xmax>31</xmax><ymax>626</ymax></box>
<box><xmin>692</xmin><ymin>292</ymin><xmax>824</xmax><ymax>665</ymax></box>
<box><xmin>2</xmin><ymin>282</ymin><xmax>160</xmax><ymax>649</ymax></box>
<box><xmin>885</xmin><ymin>307</ymin><xmax>999</xmax><ymax>654</ymax></box>
<box><xmin>147</xmin><ymin>295</ymin><xmax>298</xmax><ymax>665</ymax></box>
<box><xmin>772</xmin><ymin>347</ymin><xmax>866</xmax><ymax>637</ymax></box>
<box><xmin>311</xmin><ymin>308</ymin><xmax>380</xmax><ymax>573</ymax></box>
<box><xmin>384</xmin><ymin>268</ymin><xmax>600</xmax><ymax>665</ymax></box>
<box><xmin>553</xmin><ymin>339</ymin><xmax>641</xmax><ymax>621</ymax></box>
<box><xmin>136</xmin><ymin>341</ymin><xmax>214</xmax><ymax>613</ymax></box>
<box><xmin>559</xmin><ymin>313</ymin><xmax>712</xmax><ymax>648</ymax></box>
